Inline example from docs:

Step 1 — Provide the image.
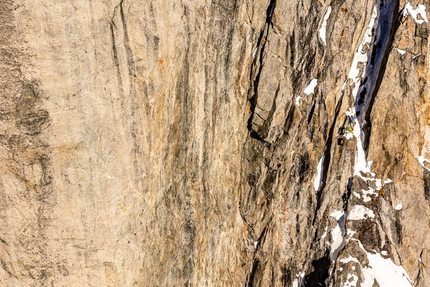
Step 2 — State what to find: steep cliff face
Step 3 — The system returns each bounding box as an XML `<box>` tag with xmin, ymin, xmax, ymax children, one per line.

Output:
<box><xmin>1</xmin><ymin>0</ymin><xmax>430</xmax><ymax>286</ymax></box>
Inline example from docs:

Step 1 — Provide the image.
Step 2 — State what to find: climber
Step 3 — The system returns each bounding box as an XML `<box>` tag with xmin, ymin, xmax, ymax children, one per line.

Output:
<box><xmin>347</xmin><ymin>177</ymin><xmax>352</xmax><ymax>194</ymax></box>
<box><xmin>342</xmin><ymin>192</ymin><xmax>349</xmax><ymax>211</ymax></box>
<box><xmin>351</xmin><ymin>116</ymin><xmax>355</xmax><ymax>129</ymax></box>
<box><xmin>342</xmin><ymin>193</ymin><xmax>349</xmax><ymax>202</ymax></box>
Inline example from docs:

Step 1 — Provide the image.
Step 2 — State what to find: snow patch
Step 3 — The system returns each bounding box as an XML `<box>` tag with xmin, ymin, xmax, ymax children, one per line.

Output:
<box><xmin>395</xmin><ymin>203</ymin><xmax>403</xmax><ymax>210</ymax></box>
<box><xmin>396</xmin><ymin>48</ymin><xmax>406</xmax><ymax>55</ymax></box>
<box><xmin>404</xmin><ymin>2</ymin><xmax>428</xmax><ymax>24</ymax></box>
<box><xmin>294</xmin><ymin>272</ymin><xmax>305</xmax><ymax>287</ymax></box>
<box><xmin>319</xmin><ymin>6</ymin><xmax>332</xmax><ymax>46</ymax></box>
<box><xmin>413</xmin><ymin>53</ymin><xmax>422</xmax><ymax>60</ymax></box>
<box><xmin>351</xmin><ymin>240</ymin><xmax>413</xmax><ymax>287</ymax></box>
<box><xmin>252</xmin><ymin>47</ymin><xmax>258</xmax><ymax>58</ymax></box>
<box><xmin>361</xmin><ymin>251</ymin><xmax>413</xmax><ymax>287</ymax></box>
<box><xmin>304</xmin><ymin>79</ymin><xmax>318</xmax><ymax>95</ymax></box>
<box><xmin>418</xmin><ymin>156</ymin><xmax>430</xmax><ymax>171</ymax></box>
<box><xmin>337</xmin><ymin>240</ymin><xmax>413</xmax><ymax>287</ymax></box>
<box><xmin>361</xmin><ymin>188</ymin><xmax>374</xmax><ymax>203</ymax></box>
<box><xmin>354</xmin><ymin>136</ymin><xmax>372</xmax><ymax>176</ymax></box>
<box><xmin>321</xmin><ymin>226</ymin><xmax>328</xmax><ymax>240</ymax></box>
<box><xmin>254</xmin><ymin>241</ymin><xmax>259</xmax><ymax>249</ymax></box>
<box><xmin>348</xmin><ymin>205</ymin><xmax>375</xmax><ymax>220</ymax></box>
<box><xmin>330</xmin><ymin>210</ymin><xmax>344</xmax><ymax>220</ymax></box>
<box><xmin>314</xmin><ymin>156</ymin><xmax>323</xmax><ymax>191</ymax></box>
<box><xmin>353</xmin><ymin>192</ymin><xmax>361</xmax><ymax>199</ymax></box>
<box><xmin>295</xmin><ymin>96</ymin><xmax>301</xmax><ymax>107</ymax></box>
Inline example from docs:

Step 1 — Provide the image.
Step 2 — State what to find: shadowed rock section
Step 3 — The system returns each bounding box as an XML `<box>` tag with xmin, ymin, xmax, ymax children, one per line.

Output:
<box><xmin>355</xmin><ymin>0</ymin><xmax>400</xmax><ymax>155</ymax></box>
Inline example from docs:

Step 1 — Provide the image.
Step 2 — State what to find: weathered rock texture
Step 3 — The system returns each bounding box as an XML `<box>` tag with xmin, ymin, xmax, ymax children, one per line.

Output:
<box><xmin>1</xmin><ymin>0</ymin><xmax>430</xmax><ymax>286</ymax></box>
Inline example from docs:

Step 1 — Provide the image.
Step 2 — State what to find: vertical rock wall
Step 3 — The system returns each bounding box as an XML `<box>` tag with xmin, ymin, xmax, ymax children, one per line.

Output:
<box><xmin>1</xmin><ymin>0</ymin><xmax>430</xmax><ymax>286</ymax></box>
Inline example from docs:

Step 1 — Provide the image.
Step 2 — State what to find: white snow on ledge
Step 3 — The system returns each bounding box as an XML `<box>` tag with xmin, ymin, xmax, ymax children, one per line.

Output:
<box><xmin>304</xmin><ymin>79</ymin><xmax>318</xmax><ymax>95</ymax></box>
<box><xmin>295</xmin><ymin>96</ymin><xmax>301</xmax><ymax>106</ymax></box>
<box><xmin>348</xmin><ymin>205</ymin><xmax>375</xmax><ymax>220</ymax></box>
<box><xmin>404</xmin><ymin>2</ymin><xmax>428</xmax><ymax>24</ymax></box>
<box><xmin>395</xmin><ymin>203</ymin><xmax>403</xmax><ymax>210</ymax></box>
<box><xmin>396</xmin><ymin>48</ymin><xmax>406</xmax><ymax>55</ymax></box>
<box><xmin>319</xmin><ymin>6</ymin><xmax>332</xmax><ymax>46</ymax></box>
<box><xmin>362</xmin><ymin>248</ymin><xmax>413</xmax><ymax>287</ymax></box>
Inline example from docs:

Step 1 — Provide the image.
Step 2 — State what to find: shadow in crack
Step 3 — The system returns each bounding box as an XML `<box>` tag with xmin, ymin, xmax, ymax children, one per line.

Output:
<box><xmin>303</xmin><ymin>251</ymin><xmax>331</xmax><ymax>287</ymax></box>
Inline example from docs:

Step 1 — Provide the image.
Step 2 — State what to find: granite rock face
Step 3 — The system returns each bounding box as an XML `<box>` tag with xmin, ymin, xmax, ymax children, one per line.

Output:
<box><xmin>1</xmin><ymin>0</ymin><xmax>430</xmax><ymax>286</ymax></box>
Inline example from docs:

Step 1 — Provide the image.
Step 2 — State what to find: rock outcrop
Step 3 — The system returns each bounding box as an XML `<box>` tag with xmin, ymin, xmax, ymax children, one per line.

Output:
<box><xmin>1</xmin><ymin>0</ymin><xmax>430</xmax><ymax>286</ymax></box>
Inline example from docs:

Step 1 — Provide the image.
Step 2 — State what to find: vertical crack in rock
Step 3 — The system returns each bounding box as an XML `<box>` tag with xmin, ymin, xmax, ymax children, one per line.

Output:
<box><xmin>110</xmin><ymin>0</ymin><xmax>145</xmax><ymax>193</ymax></box>
<box><xmin>245</xmin><ymin>227</ymin><xmax>268</xmax><ymax>287</ymax></box>
<box><xmin>355</xmin><ymin>0</ymin><xmax>400</xmax><ymax>155</ymax></box>
<box><xmin>119</xmin><ymin>0</ymin><xmax>145</xmax><ymax>193</ymax></box>
<box><xmin>119</xmin><ymin>0</ymin><xmax>136</xmax><ymax>78</ymax></box>
<box><xmin>313</xmin><ymin>93</ymin><xmax>345</xmax><ymax>224</ymax></box>
<box><xmin>109</xmin><ymin>21</ymin><xmax>123</xmax><ymax>94</ymax></box>
<box><xmin>247</xmin><ymin>0</ymin><xmax>276</xmax><ymax>142</ymax></box>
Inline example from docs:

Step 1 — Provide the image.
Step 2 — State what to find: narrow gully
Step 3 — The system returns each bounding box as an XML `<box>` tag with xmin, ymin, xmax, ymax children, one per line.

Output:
<box><xmin>355</xmin><ymin>0</ymin><xmax>400</xmax><ymax>154</ymax></box>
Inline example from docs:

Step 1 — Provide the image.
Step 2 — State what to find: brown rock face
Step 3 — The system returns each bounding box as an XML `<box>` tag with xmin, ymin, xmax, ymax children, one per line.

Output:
<box><xmin>1</xmin><ymin>0</ymin><xmax>430</xmax><ymax>286</ymax></box>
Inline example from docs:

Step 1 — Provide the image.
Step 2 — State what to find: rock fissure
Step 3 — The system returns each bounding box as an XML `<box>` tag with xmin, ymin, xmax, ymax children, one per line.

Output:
<box><xmin>355</xmin><ymin>0</ymin><xmax>400</xmax><ymax>155</ymax></box>
<box><xmin>313</xmin><ymin>91</ymin><xmax>345</xmax><ymax>225</ymax></box>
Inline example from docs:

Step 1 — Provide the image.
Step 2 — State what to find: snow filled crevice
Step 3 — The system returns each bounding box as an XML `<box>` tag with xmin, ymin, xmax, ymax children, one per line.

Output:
<box><xmin>329</xmin><ymin>210</ymin><xmax>347</xmax><ymax>261</ymax></box>
<box><xmin>341</xmin><ymin>0</ymin><xmax>400</xmax><ymax>176</ymax></box>
<box><xmin>343</xmin><ymin>4</ymin><xmax>378</xmax><ymax>176</ymax></box>
<box><xmin>354</xmin><ymin>0</ymin><xmax>400</xmax><ymax>156</ymax></box>
<box><xmin>325</xmin><ymin>210</ymin><xmax>347</xmax><ymax>286</ymax></box>
<box><xmin>347</xmin><ymin>6</ymin><xmax>378</xmax><ymax>100</ymax></box>
<box><xmin>313</xmin><ymin>156</ymin><xmax>323</xmax><ymax>191</ymax></box>
<box><xmin>319</xmin><ymin>6</ymin><xmax>332</xmax><ymax>46</ymax></box>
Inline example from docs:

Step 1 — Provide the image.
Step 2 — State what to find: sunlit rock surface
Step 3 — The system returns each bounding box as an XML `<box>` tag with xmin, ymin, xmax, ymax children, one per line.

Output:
<box><xmin>0</xmin><ymin>0</ymin><xmax>429</xmax><ymax>286</ymax></box>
